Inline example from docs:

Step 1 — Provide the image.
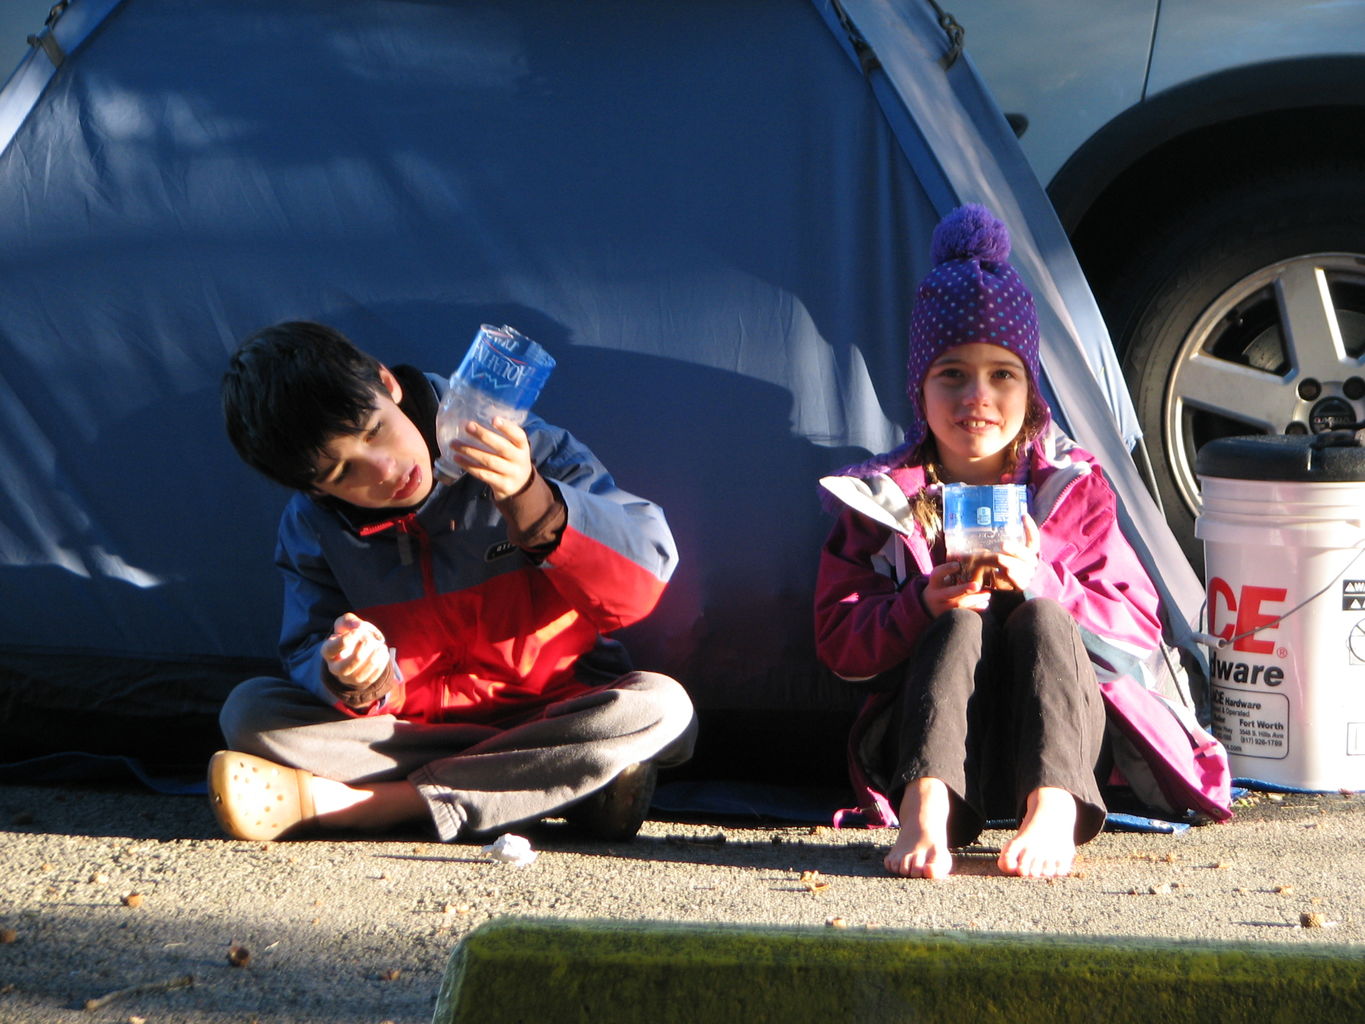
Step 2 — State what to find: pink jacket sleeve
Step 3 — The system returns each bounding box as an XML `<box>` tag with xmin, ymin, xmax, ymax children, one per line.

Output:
<box><xmin>813</xmin><ymin>510</ymin><xmax>933</xmax><ymax>681</ymax></box>
<box><xmin>1028</xmin><ymin>468</ymin><xmax>1163</xmax><ymax>651</ymax></box>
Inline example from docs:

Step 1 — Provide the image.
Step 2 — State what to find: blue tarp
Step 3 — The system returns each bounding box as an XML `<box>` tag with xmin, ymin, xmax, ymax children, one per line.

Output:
<box><xmin>0</xmin><ymin>0</ymin><xmax>1201</xmax><ymax>774</ymax></box>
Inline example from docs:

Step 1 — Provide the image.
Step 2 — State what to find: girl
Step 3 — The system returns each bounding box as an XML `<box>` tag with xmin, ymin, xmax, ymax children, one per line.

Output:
<box><xmin>815</xmin><ymin>205</ymin><xmax>1227</xmax><ymax>879</ymax></box>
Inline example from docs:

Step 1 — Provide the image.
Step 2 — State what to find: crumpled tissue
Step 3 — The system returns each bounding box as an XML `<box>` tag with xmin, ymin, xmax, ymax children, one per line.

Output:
<box><xmin>480</xmin><ymin>833</ymin><xmax>538</xmax><ymax>866</ymax></box>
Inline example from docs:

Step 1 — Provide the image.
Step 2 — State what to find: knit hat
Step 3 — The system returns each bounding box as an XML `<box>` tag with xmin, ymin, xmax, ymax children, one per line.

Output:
<box><xmin>828</xmin><ymin>205</ymin><xmax>1048</xmax><ymax>484</ymax></box>
<box><xmin>901</xmin><ymin>204</ymin><xmax>1042</xmax><ymax>451</ymax></box>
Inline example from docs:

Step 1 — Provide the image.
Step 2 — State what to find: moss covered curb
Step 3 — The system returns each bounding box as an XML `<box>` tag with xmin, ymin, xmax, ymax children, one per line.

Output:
<box><xmin>433</xmin><ymin>917</ymin><xmax>1365</xmax><ymax>1023</ymax></box>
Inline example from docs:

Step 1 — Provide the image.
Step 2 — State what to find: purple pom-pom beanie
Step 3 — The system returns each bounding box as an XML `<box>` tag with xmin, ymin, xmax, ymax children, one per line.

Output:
<box><xmin>901</xmin><ymin>204</ymin><xmax>1042</xmax><ymax>450</ymax></box>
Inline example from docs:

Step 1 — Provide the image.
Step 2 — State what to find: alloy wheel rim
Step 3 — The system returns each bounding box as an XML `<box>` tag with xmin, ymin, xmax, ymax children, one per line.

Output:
<box><xmin>1162</xmin><ymin>252</ymin><xmax>1365</xmax><ymax>517</ymax></box>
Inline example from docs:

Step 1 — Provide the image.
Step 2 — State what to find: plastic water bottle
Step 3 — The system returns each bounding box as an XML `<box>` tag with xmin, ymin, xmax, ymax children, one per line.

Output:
<box><xmin>942</xmin><ymin>483</ymin><xmax>1028</xmax><ymax>585</ymax></box>
<box><xmin>434</xmin><ymin>325</ymin><xmax>555</xmax><ymax>482</ymax></box>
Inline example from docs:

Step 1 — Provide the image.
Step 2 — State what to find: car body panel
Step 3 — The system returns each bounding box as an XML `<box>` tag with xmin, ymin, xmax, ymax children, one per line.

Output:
<box><xmin>947</xmin><ymin>0</ymin><xmax>1158</xmax><ymax>187</ymax></box>
<box><xmin>950</xmin><ymin>0</ymin><xmax>1365</xmax><ymax>191</ymax></box>
<box><xmin>1148</xmin><ymin>0</ymin><xmax>1365</xmax><ymax>97</ymax></box>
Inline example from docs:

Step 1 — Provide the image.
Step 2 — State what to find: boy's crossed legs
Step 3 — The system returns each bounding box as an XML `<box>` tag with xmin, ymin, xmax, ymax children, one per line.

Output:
<box><xmin>211</xmin><ymin>671</ymin><xmax>696</xmax><ymax>842</ymax></box>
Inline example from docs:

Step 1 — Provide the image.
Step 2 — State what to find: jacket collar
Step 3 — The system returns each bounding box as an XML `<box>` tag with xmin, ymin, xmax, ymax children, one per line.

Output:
<box><xmin>820</xmin><ymin>424</ymin><xmax>1095</xmax><ymax>528</ymax></box>
<box><xmin>818</xmin><ymin>466</ymin><xmax>926</xmax><ymax>536</ymax></box>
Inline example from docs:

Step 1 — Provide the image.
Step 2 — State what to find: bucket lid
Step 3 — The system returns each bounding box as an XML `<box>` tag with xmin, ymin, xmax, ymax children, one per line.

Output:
<box><xmin>1196</xmin><ymin>433</ymin><xmax>1365</xmax><ymax>482</ymax></box>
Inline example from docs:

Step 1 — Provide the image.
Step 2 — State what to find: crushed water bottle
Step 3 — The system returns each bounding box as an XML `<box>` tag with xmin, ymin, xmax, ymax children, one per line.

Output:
<box><xmin>434</xmin><ymin>324</ymin><xmax>555</xmax><ymax>483</ymax></box>
<box><xmin>942</xmin><ymin>483</ymin><xmax>1028</xmax><ymax>588</ymax></box>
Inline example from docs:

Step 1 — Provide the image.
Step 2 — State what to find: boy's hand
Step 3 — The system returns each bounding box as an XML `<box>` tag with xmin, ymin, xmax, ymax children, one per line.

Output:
<box><xmin>321</xmin><ymin>613</ymin><xmax>393</xmax><ymax>708</ymax></box>
<box><xmin>448</xmin><ymin>417</ymin><xmax>534</xmax><ymax>501</ymax></box>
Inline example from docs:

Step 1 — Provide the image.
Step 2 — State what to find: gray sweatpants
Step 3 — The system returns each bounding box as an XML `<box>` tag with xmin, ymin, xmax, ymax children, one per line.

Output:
<box><xmin>218</xmin><ymin>671</ymin><xmax>697</xmax><ymax>842</ymax></box>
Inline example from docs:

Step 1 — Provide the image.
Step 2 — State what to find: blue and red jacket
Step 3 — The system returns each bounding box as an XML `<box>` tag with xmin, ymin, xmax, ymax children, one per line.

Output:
<box><xmin>272</xmin><ymin>370</ymin><xmax>676</xmax><ymax>725</ymax></box>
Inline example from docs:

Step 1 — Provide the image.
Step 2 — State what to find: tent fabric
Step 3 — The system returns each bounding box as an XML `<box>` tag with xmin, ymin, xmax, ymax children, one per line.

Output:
<box><xmin>0</xmin><ymin>0</ymin><xmax>1200</xmax><ymax>773</ymax></box>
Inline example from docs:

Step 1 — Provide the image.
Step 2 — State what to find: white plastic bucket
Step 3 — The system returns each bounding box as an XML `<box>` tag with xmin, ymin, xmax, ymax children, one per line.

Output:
<box><xmin>1196</xmin><ymin>435</ymin><xmax>1365</xmax><ymax>791</ymax></box>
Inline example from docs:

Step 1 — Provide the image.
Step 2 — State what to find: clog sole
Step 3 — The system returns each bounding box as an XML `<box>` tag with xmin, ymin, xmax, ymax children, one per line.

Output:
<box><xmin>207</xmin><ymin>750</ymin><xmax>316</xmax><ymax>841</ymax></box>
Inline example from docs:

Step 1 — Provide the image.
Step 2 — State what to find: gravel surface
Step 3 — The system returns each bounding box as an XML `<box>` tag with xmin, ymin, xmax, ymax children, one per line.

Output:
<box><xmin>1</xmin><ymin>783</ymin><xmax>1363</xmax><ymax>1023</ymax></box>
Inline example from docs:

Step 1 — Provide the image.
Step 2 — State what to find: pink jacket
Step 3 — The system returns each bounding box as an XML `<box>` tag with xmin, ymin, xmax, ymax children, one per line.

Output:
<box><xmin>815</xmin><ymin>427</ymin><xmax>1231</xmax><ymax>826</ymax></box>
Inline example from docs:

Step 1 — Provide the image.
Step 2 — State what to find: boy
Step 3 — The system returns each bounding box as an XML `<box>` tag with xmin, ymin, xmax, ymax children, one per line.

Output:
<box><xmin>211</xmin><ymin>321</ymin><xmax>696</xmax><ymax>843</ymax></box>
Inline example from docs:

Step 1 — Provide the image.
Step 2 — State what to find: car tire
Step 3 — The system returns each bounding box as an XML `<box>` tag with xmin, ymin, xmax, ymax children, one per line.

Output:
<box><xmin>1095</xmin><ymin>165</ymin><xmax>1365</xmax><ymax>570</ymax></box>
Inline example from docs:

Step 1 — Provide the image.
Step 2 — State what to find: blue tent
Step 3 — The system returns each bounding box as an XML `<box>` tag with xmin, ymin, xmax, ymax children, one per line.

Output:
<box><xmin>0</xmin><ymin>0</ymin><xmax>1202</xmax><ymax>779</ymax></box>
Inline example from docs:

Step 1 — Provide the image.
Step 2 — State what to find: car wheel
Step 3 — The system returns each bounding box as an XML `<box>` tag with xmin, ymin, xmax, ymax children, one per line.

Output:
<box><xmin>1100</xmin><ymin>167</ymin><xmax>1365</xmax><ymax>569</ymax></box>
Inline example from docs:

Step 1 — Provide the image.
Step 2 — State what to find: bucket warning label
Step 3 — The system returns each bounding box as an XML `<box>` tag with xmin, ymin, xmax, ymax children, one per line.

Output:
<box><xmin>1212</xmin><ymin>686</ymin><xmax>1289</xmax><ymax>759</ymax></box>
<box><xmin>1344</xmin><ymin>580</ymin><xmax>1365</xmax><ymax>611</ymax></box>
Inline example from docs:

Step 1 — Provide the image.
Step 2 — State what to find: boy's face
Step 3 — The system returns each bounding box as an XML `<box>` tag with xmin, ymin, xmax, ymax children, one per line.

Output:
<box><xmin>309</xmin><ymin>368</ymin><xmax>434</xmax><ymax>509</ymax></box>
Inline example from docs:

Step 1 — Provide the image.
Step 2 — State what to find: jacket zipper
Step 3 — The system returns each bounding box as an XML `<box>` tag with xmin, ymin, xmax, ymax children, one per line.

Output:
<box><xmin>358</xmin><ymin>513</ymin><xmax>436</xmax><ymax>598</ymax></box>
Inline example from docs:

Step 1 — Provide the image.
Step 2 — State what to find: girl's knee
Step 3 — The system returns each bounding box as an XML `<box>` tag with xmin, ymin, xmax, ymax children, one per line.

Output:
<box><xmin>934</xmin><ymin>607</ymin><xmax>984</xmax><ymax>638</ymax></box>
<box><xmin>1008</xmin><ymin>597</ymin><xmax>1073</xmax><ymax>635</ymax></box>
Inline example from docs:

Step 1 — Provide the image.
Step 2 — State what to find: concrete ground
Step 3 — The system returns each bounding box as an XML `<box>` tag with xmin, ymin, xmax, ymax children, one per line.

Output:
<box><xmin>0</xmin><ymin>781</ymin><xmax>1363</xmax><ymax>1023</ymax></box>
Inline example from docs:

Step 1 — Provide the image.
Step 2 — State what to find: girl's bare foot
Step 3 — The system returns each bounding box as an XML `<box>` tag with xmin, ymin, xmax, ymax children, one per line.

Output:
<box><xmin>998</xmin><ymin>786</ymin><xmax>1078</xmax><ymax>878</ymax></box>
<box><xmin>309</xmin><ymin>777</ymin><xmax>428</xmax><ymax>832</ymax></box>
<box><xmin>885</xmin><ymin>777</ymin><xmax>954</xmax><ymax>879</ymax></box>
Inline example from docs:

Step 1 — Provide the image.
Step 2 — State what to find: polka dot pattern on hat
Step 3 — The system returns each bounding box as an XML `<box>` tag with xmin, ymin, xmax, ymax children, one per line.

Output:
<box><xmin>902</xmin><ymin>204</ymin><xmax>1042</xmax><ymax>450</ymax></box>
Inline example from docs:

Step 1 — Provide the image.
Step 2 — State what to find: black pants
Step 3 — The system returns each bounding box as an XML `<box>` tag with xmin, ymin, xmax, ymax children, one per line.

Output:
<box><xmin>890</xmin><ymin>595</ymin><xmax>1107</xmax><ymax>847</ymax></box>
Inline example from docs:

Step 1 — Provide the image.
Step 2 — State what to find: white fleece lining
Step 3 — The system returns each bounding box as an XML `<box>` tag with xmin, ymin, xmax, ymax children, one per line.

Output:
<box><xmin>818</xmin><ymin>474</ymin><xmax>916</xmax><ymax>536</ymax></box>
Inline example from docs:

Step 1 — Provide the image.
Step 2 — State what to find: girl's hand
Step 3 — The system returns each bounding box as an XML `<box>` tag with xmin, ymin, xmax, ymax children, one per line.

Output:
<box><xmin>993</xmin><ymin>512</ymin><xmax>1042</xmax><ymax>592</ymax></box>
<box><xmin>923</xmin><ymin>561</ymin><xmax>993</xmax><ymax>617</ymax></box>
<box><xmin>448</xmin><ymin>417</ymin><xmax>534</xmax><ymax>501</ymax></box>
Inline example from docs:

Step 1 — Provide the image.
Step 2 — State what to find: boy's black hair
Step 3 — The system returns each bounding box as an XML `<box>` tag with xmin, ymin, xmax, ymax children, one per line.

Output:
<box><xmin>222</xmin><ymin>321</ymin><xmax>388</xmax><ymax>491</ymax></box>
